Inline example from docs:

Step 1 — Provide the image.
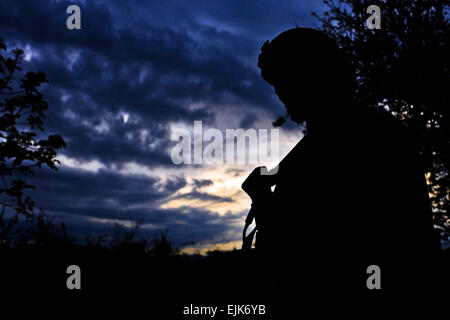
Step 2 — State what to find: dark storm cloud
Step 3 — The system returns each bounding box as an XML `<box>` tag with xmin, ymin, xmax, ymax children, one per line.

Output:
<box><xmin>28</xmin><ymin>167</ymin><xmax>163</xmax><ymax>214</ymax></box>
<box><xmin>171</xmin><ymin>191</ymin><xmax>234</xmax><ymax>203</ymax></box>
<box><xmin>109</xmin><ymin>0</ymin><xmax>323</xmax><ymax>38</ymax></box>
<box><xmin>0</xmin><ymin>0</ymin><xmax>285</xmax><ymax>167</ymax></box>
<box><xmin>239</xmin><ymin>112</ymin><xmax>260</xmax><ymax>128</ymax></box>
<box><xmin>26</xmin><ymin>167</ymin><xmax>243</xmax><ymax>245</ymax></box>
<box><xmin>192</xmin><ymin>179</ymin><xmax>214</xmax><ymax>188</ymax></box>
<box><xmin>0</xmin><ymin>0</ymin><xmax>322</xmax><ymax>245</ymax></box>
<box><xmin>162</xmin><ymin>176</ymin><xmax>188</xmax><ymax>193</ymax></box>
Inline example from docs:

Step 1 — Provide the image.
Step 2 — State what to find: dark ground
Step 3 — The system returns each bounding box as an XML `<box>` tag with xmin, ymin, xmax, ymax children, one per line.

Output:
<box><xmin>1</xmin><ymin>244</ymin><xmax>449</xmax><ymax>318</ymax></box>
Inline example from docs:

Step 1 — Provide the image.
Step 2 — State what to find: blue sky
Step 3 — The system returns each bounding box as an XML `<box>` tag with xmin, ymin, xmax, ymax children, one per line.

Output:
<box><xmin>0</xmin><ymin>0</ymin><xmax>325</xmax><ymax>252</ymax></box>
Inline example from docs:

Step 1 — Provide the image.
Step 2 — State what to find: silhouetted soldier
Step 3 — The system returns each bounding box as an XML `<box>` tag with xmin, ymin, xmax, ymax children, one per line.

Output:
<box><xmin>242</xmin><ymin>28</ymin><xmax>441</xmax><ymax>300</ymax></box>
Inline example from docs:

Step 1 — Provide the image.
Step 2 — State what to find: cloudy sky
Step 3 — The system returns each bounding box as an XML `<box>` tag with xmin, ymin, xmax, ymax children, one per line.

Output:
<box><xmin>0</xmin><ymin>0</ymin><xmax>325</xmax><ymax>253</ymax></box>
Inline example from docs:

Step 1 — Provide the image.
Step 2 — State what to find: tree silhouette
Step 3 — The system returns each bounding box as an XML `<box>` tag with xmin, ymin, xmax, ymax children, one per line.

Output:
<box><xmin>0</xmin><ymin>38</ymin><xmax>66</xmax><ymax>219</ymax></box>
<box><xmin>314</xmin><ymin>0</ymin><xmax>449</xmax><ymax>242</ymax></box>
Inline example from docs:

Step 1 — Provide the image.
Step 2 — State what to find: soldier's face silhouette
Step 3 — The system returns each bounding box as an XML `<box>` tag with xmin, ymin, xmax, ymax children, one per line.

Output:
<box><xmin>272</xmin><ymin>76</ymin><xmax>319</xmax><ymax>124</ymax></box>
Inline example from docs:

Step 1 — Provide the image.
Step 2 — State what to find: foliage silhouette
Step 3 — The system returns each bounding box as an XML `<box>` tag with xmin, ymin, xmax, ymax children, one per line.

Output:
<box><xmin>0</xmin><ymin>38</ymin><xmax>66</xmax><ymax>220</ymax></box>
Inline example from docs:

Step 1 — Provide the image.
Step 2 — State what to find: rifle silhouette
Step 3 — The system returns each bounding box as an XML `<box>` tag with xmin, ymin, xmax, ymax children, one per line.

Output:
<box><xmin>241</xmin><ymin>140</ymin><xmax>305</xmax><ymax>251</ymax></box>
